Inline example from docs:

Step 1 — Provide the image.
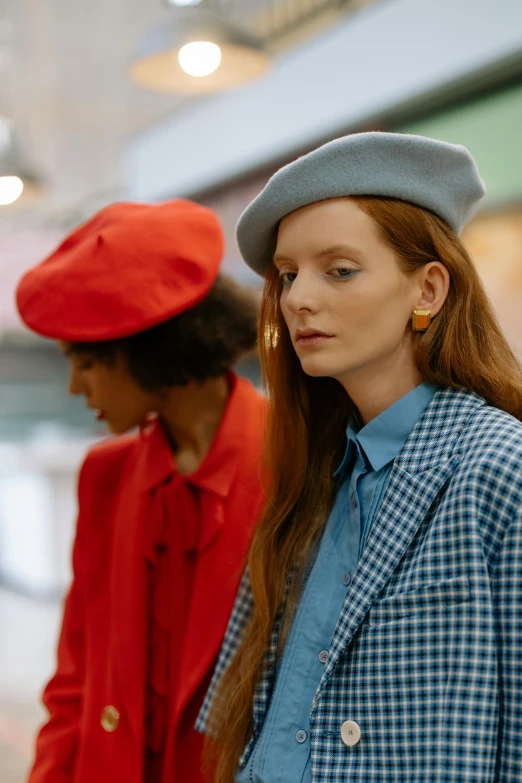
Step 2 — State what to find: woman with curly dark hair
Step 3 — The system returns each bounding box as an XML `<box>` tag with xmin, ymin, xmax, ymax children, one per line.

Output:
<box><xmin>16</xmin><ymin>199</ymin><xmax>266</xmax><ymax>783</ymax></box>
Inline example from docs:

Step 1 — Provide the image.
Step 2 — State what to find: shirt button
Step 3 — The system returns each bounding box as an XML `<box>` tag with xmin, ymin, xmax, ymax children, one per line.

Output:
<box><xmin>341</xmin><ymin>720</ymin><xmax>361</xmax><ymax>747</ymax></box>
<box><xmin>343</xmin><ymin>572</ymin><xmax>352</xmax><ymax>586</ymax></box>
<box><xmin>100</xmin><ymin>705</ymin><xmax>120</xmax><ymax>732</ymax></box>
<box><xmin>350</xmin><ymin>493</ymin><xmax>357</xmax><ymax>509</ymax></box>
<box><xmin>318</xmin><ymin>650</ymin><xmax>329</xmax><ymax>664</ymax></box>
<box><xmin>296</xmin><ymin>729</ymin><xmax>307</xmax><ymax>743</ymax></box>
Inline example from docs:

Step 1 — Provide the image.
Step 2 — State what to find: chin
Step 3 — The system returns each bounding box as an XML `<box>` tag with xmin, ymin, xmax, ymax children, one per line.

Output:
<box><xmin>298</xmin><ymin>355</ymin><xmax>345</xmax><ymax>379</ymax></box>
<box><xmin>106</xmin><ymin>420</ymin><xmax>136</xmax><ymax>435</ymax></box>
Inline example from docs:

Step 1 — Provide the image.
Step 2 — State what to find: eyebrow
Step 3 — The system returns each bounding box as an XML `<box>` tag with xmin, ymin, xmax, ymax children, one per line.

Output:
<box><xmin>314</xmin><ymin>243</ymin><xmax>363</xmax><ymax>260</ymax></box>
<box><xmin>273</xmin><ymin>243</ymin><xmax>363</xmax><ymax>265</ymax></box>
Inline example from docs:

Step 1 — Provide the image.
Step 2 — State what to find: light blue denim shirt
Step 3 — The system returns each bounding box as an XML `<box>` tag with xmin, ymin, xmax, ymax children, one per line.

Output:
<box><xmin>236</xmin><ymin>382</ymin><xmax>438</xmax><ymax>783</ymax></box>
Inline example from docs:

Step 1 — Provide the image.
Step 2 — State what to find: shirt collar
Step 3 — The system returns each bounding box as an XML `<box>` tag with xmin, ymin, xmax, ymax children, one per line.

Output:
<box><xmin>335</xmin><ymin>382</ymin><xmax>438</xmax><ymax>478</ymax></box>
<box><xmin>140</xmin><ymin>372</ymin><xmax>256</xmax><ymax>497</ymax></box>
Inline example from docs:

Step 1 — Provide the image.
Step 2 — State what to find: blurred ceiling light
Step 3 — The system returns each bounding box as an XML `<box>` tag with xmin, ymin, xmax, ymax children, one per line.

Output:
<box><xmin>0</xmin><ymin>175</ymin><xmax>23</xmax><ymax>205</ymax></box>
<box><xmin>0</xmin><ymin>131</ymin><xmax>44</xmax><ymax>206</ymax></box>
<box><xmin>178</xmin><ymin>40</ymin><xmax>221</xmax><ymax>76</ymax></box>
<box><xmin>130</xmin><ymin>7</ymin><xmax>269</xmax><ymax>94</ymax></box>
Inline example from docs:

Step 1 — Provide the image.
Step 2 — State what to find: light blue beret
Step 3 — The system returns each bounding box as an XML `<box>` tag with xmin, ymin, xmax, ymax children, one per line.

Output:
<box><xmin>236</xmin><ymin>132</ymin><xmax>486</xmax><ymax>276</ymax></box>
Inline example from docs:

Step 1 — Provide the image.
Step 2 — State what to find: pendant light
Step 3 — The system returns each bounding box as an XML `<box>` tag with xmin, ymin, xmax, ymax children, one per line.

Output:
<box><xmin>129</xmin><ymin>4</ymin><xmax>270</xmax><ymax>95</ymax></box>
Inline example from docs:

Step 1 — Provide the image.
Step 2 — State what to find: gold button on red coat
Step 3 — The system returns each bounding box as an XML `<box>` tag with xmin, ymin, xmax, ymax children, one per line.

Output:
<box><xmin>100</xmin><ymin>705</ymin><xmax>120</xmax><ymax>732</ymax></box>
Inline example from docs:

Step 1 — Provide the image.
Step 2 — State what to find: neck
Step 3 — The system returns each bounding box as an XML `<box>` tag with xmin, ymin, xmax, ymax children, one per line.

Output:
<box><xmin>156</xmin><ymin>375</ymin><xmax>231</xmax><ymax>474</ymax></box>
<box><xmin>339</xmin><ymin>344</ymin><xmax>422</xmax><ymax>424</ymax></box>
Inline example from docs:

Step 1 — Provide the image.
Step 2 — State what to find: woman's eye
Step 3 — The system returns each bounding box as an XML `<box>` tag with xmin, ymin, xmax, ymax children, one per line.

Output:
<box><xmin>279</xmin><ymin>271</ymin><xmax>297</xmax><ymax>286</ymax></box>
<box><xmin>331</xmin><ymin>267</ymin><xmax>357</xmax><ymax>278</ymax></box>
<box><xmin>78</xmin><ymin>361</ymin><xmax>93</xmax><ymax>371</ymax></box>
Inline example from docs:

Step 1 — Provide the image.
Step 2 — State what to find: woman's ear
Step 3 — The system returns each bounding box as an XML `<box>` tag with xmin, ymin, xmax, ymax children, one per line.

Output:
<box><xmin>414</xmin><ymin>261</ymin><xmax>450</xmax><ymax>317</ymax></box>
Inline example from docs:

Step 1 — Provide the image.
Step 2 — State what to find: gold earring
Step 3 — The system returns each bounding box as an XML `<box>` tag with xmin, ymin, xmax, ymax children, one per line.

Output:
<box><xmin>412</xmin><ymin>310</ymin><xmax>431</xmax><ymax>331</ymax></box>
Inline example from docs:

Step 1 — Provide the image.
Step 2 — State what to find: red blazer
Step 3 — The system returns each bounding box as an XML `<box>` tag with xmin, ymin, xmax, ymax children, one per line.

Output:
<box><xmin>28</xmin><ymin>376</ymin><xmax>266</xmax><ymax>783</ymax></box>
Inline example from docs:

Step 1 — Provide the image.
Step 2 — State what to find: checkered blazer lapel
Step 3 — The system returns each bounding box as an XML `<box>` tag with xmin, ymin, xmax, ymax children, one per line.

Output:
<box><xmin>317</xmin><ymin>386</ymin><xmax>484</xmax><ymax>693</ymax></box>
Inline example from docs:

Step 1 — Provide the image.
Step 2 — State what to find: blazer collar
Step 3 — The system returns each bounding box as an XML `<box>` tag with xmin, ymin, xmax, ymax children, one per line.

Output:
<box><xmin>393</xmin><ymin>386</ymin><xmax>485</xmax><ymax>473</ymax></box>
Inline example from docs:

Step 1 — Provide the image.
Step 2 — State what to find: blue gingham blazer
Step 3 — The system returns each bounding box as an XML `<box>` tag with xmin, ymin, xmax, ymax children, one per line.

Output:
<box><xmin>197</xmin><ymin>387</ymin><xmax>522</xmax><ymax>782</ymax></box>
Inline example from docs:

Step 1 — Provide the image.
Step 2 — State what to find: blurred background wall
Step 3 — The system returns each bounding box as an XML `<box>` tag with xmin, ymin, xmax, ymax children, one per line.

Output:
<box><xmin>0</xmin><ymin>1</ymin><xmax>521</xmax><ymax>779</ymax></box>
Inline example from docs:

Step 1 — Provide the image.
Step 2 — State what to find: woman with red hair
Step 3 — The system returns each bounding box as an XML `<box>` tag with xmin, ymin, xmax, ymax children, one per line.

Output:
<box><xmin>198</xmin><ymin>133</ymin><xmax>522</xmax><ymax>783</ymax></box>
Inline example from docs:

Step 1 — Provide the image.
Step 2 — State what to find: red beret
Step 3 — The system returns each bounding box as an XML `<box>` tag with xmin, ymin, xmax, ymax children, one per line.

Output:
<box><xmin>16</xmin><ymin>199</ymin><xmax>224</xmax><ymax>341</ymax></box>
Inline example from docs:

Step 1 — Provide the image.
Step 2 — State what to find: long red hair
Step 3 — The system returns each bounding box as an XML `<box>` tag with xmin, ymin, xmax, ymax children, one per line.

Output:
<box><xmin>207</xmin><ymin>197</ymin><xmax>522</xmax><ymax>782</ymax></box>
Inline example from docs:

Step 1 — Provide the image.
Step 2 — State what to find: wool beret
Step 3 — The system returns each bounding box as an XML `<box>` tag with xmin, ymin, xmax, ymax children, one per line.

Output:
<box><xmin>237</xmin><ymin>131</ymin><xmax>486</xmax><ymax>276</ymax></box>
<box><xmin>16</xmin><ymin>199</ymin><xmax>224</xmax><ymax>341</ymax></box>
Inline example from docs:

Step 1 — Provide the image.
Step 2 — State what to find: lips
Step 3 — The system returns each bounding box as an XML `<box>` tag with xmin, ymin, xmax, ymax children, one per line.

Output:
<box><xmin>295</xmin><ymin>328</ymin><xmax>333</xmax><ymax>347</ymax></box>
<box><xmin>296</xmin><ymin>334</ymin><xmax>332</xmax><ymax>347</ymax></box>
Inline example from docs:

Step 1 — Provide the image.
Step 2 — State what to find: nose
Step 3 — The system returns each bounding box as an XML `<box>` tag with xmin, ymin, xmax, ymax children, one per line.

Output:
<box><xmin>283</xmin><ymin>270</ymin><xmax>320</xmax><ymax>315</ymax></box>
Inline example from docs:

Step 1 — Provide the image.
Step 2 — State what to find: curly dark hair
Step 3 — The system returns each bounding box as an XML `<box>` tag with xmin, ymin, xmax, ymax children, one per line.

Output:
<box><xmin>68</xmin><ymin>274</ymin><xmax>259</xmax><ymax>390</ymax></box>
